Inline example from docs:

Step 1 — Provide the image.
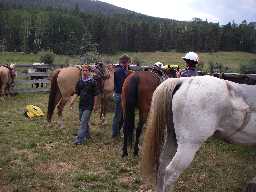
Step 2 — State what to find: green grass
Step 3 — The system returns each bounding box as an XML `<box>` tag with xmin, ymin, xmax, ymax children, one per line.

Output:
<box><xmin>104</xmin><ymin>51</ymin><xmax>256</xmax><ymax>72</ymax></box>
<box><xmin>1</xmin><ymin>51</ymin><xmax>256</xmax><ymax>191</ymax></box>
<box><xmin>1</xmin><ymin>93</ymin><xmax>256</xmax><ymax>192</ymax></box>
<box><xmin>0</xmin><ymin>51</ymin><xmax>80</xmax><ymax>65</ymax></box>
<box><xmin>1</xmin><ymin>51</ymin><xmax>256</xmax><ymax>73</ymax></box>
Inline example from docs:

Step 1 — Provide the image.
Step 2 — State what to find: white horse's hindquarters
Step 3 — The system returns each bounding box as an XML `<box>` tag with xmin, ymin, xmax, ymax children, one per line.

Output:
<box><xmin>171</xmin><ymin>76</ymin><xmax>228</xmax><ymax>144</ymax></box>
<box><xmin>160</xmin><ymin>77</ymin><xmax>228</xmax><ymax>191</ymax></box>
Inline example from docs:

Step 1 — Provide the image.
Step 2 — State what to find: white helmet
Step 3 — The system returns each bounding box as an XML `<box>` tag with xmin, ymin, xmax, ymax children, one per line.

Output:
<box><xmin>182</xmin><ymin>52</ymin><xmax>199</xmax><ymax>63</ymax></box>
<box><xmin>154</xmin><ymin>61</ymin><xmax>164</xmax><ymax>68</ymax></box>
<box><xmin>10</xmin><ymin>63</ymin><xmax>16</xmax><ymax>69</ymax></box>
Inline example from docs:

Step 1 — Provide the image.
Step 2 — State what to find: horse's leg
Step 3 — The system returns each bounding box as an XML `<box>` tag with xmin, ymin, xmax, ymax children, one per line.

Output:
<box><xmin>159</xmin><ymin>142</ymin><xmax>201</xmax><ymax>192</ymax></box>
<box><xmin>133</xmin><ymin>119</ymin><xmax>143</xmax><ymax>156</ymax></box>
<box><xmin>57</xmin><ymin>97</ymin><xmax>69</xmax><ymax>129</ymax></box>
<box><xmin>134</xmin><ymin>107</ymin><xmax>146</xmax><ymax>156</ymax></box>
<box><xmin>156</xmin><ymin>126</ymin><xmax>177</xmax><ymax>191</ymax></box>
<box><xmin>1</xmin><ymin>83</ymin><xmax>7</xmax><ymax>100</ymax></box>
<box><xmin>160</xmin><ymin>119</ymin><xmax>216</xmax><ymax>192</ymax></box>
<box><xmin>159</xmin><ymin>94</ymin><xmax>219</xmax><ymax>191</ymax></box>
<box><xmin>100</xmin><ymin>93</ymin><xmax>106</xmax><ymax>124</ymax></box>
<box><xmin>0</xmin><ymin>85</ymin><xmax>4</xmax><ymax>100</ymax></box>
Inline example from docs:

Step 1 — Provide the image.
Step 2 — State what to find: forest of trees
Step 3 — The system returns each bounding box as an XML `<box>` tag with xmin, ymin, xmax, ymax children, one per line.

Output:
<box><xmin>0</xmin><ymin>2</ymin><xmax>256</xmax><ymax>55</ymax></box>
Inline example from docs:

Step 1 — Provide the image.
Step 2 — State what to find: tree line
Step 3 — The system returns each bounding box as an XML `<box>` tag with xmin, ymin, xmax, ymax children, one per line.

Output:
<box><xmin>0</xmin><ymin>5</ymin><xmax>256</xmax><ymax>55</ymax></box>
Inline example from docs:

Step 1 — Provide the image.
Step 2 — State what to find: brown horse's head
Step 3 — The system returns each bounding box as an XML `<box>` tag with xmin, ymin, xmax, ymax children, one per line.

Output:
<box><xmin>94</xmin><ymin>62</ymin><xmax>110</xmax><ymax>80</ymax></box>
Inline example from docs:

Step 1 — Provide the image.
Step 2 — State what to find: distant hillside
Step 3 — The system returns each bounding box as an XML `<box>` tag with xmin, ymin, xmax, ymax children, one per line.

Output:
<box><xmin>0</xmin><ymin>0</ymin><xmax>135</xmax><ymax>15</ymax></box>
<box><xmin>0</xmin><ymin>0</ymin><xmax>255</xmax><ymax>54</ymax></box>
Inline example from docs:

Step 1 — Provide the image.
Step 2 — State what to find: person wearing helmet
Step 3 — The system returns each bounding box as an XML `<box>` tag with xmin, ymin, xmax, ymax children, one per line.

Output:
<box><xmin>70</xmin><ymin>65</ymin><xmax>100</xmax><ymax>145</ymax></box>
<box><xmin>112</xmin><ymin>54</ymin><xmax>130</xmax><ymax>138</ymax></box>
<box><xmin>151</xmin><ymin>61</ymin><xmax>165</xmax><ymax>76</ymax></box>
<box><xmin>178</xmin><ymin>52</ymin><xmax>199</xmax><ymax>77</ymax></box>
<box><xmin>153</xmin><ymin>61</ymin><xmax>164</xmax><ymax>69</ymax></box>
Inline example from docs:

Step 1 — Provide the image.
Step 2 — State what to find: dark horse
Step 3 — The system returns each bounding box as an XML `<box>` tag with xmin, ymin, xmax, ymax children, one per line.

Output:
<box><xmin>121</xmin><ymin>71</ymin><xmax>165</xmax><ymax>157</ymax></box>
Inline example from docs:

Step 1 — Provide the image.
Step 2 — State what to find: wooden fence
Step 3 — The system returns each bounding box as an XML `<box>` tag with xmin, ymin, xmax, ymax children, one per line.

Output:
<box><xmin>12</xmin><ymin>64</ymin><xmax>256</xmax><ymax>94</ymax></box>
<box><xmin>13</xmin><ymin>64</ymin><xmax>66</xmax><ymax>94</ymax></box>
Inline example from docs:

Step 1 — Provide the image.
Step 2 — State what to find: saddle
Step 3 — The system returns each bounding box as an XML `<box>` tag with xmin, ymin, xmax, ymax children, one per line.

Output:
<box><xmin>150</xmin><ymin>67</ymin><xmax>169</xmax><ymax>82</ymax></box>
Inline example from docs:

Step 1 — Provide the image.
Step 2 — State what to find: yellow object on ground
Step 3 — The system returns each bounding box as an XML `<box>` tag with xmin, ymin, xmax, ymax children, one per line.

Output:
<box><xmin>25</xmin><ymin>105</ymin><xmax>44</xmax><ymax>119</ymax></box>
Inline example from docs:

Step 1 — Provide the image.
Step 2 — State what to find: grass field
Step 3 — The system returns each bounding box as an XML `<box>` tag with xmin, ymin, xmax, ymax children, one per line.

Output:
<box><xmin>1</xmin><ymin>51</ymin><xmax>256</xmax><ymax>192</ymax></box>
<box><xmin>1</xmin><ymin>51</ymin><xmax>256</xmax><ymax>72</ymax></box>
<box><xmin>1</xmin><ymin>93</ymin><xmax>256</xmax><ymax>192</ymax></box>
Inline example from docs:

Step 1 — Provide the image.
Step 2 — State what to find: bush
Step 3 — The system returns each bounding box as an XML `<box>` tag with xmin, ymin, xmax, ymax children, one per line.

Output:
<box><xmin>40</xmin><ymin>52</ymin><xmax>55</xmax><ymax>65</ymax></box>
<box><xmin>240</xmin><ymin>59</ymin><xmax>256</xmax><ymax>74</ymax></box>
<box><xmin>81</xmin><ymin>51</ymin><xmax>101</xmax><ymax>64</ymax></box>
<box><xmin>207</xmin><ymin>61</ymin><xmax>226</xmax><ymax>74</ymax></box>
<box><xmin>132</xmin><ymin>57</ymin><xmax>144</xmax><ymax>66</ymax></box>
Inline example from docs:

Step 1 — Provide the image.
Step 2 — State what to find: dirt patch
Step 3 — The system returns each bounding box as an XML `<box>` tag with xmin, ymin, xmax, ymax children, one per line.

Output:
<box><xmin>13</xmin><ymin>149</ymin><xmax>35</xmax><ymax>161</ymax></box>
<box><xmin>35</xmin><ymin>162</ymin><xmax>76</xmax><ymax>175</ymax></box>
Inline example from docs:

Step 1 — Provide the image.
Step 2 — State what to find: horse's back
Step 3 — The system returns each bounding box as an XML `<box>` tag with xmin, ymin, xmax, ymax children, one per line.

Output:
<box><xmin>170</xmin><ymin>76</ymin><xmax>256</xmax><ymax>145</ymax></box>
<box><xmin>123</xmin><ymin>71</ymin><xmax>162</xmax><ymax>118</ymax></box>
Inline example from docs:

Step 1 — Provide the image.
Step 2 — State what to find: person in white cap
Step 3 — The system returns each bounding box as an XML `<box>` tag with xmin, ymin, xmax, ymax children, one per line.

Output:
<box><xmin>178</xmin><ymin>52</ymin><xmax>199</xmax><ymax>77</ymax></box>
<box><xmin>151</xmin><ymin>61</ymin><xmax>164</xmax><ymax>75</ymax></box>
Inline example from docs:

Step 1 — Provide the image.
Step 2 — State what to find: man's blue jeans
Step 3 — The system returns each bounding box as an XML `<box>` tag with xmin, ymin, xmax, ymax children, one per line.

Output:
<box><xmin>112</xmin><ymin>93</ymin><xmax>123</xmax><ymax>137</ymax></box>
<box><xmin>75</xmin><ymin>109</ymin><xmax>92</xmax><ymax>144</ymax></box>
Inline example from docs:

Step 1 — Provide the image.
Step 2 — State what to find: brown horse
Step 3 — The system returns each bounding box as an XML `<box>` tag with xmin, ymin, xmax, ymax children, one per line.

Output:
<box><xmin>94</xmin><ymin>64</ymin><xmax>115</xmax><ymax>123</ymax></box>
<box><xmin>47</xmin><ymin>64</ymin><xmax>114</xmax><ymax>128</ymax></box>
<box><xmin>0</xmin><ymin>64</ymin><xmax>16</xmax><ymax>97</ymax></box>
<box><xmin>121</xmin><ymin>71</ymin><xmax>166</xmax><ymax>157</ymax></box>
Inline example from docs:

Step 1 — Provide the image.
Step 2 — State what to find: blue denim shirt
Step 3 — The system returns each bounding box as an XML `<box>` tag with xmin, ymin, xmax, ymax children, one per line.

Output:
<box><xmin>114</xmin><ymin>65</ymin><xmax>128</xmax><ymax>94</ymax></box>
<box><xmin>180</xmin><ymin>67</ymin><xmax>198</xmax><ymax>77</ymax></box>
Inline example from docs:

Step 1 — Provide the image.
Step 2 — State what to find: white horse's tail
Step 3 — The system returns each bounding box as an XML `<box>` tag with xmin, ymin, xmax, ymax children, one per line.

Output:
<box><xmin>142</xmin><ymin>78</ymin><xmax>181</xmax><ymax>183</ymax></box>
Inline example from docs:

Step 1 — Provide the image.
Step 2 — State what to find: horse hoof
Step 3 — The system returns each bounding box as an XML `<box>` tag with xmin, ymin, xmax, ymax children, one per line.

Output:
<box><xmin>122</xmin><ymin>153</ymin><xmax>128</xmax><ymax>158</ymax></box>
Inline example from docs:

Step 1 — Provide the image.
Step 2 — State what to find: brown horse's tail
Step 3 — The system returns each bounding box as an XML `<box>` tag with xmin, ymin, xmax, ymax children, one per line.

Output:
<box><xmin>47</xmin><ymin>69</ymin><xmax>61</xmax><ymax>122</ymax></box>
<box><xmin>122</xmin><ymin>74</ymin><xmax>139</xmax><ymax>146</ymax></box>
<box><xmin>142</xmin><ymin>78</ymin><xmax>181</xmax><ymax>183</ymax></box>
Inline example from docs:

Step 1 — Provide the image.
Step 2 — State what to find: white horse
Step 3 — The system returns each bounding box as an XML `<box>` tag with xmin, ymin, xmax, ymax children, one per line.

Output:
<box><xmin>142</xmin><ymin>76</ymin><xmax>256</xmax><ymax>192</ymax></box>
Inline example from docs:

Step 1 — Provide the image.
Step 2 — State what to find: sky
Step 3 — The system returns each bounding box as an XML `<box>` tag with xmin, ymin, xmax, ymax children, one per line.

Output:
<box><xmin>100</xmin><ymin>0</ymin><xmax>256</xmax><ymax>24</ymax></box>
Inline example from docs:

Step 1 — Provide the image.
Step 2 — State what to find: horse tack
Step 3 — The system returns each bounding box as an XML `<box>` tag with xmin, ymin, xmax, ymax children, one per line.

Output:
<box><xmin>151</xmin><ymin>69</ymin><xmax>169</xmax><ymax>83</ymax></box>
<box><xmin>225</xmin><ymin>81</ymin><xmax>252</xmax><ymax>139</ymax></box>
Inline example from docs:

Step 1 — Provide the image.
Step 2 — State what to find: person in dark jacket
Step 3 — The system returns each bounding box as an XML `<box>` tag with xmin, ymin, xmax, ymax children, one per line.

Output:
<box><xmin>177</xmin><ymin>52</ymin><xmax>199</xmax><ymax>77</ymax></box>
<box><xmin>111</xmin><ymin>54</ymin><xmax>130</xmax><ymax>138</ymax></box>
<box><xmin>70</xmin><ymin>65</ymin><xmax>99</xmax><ymax>145</ymax></box>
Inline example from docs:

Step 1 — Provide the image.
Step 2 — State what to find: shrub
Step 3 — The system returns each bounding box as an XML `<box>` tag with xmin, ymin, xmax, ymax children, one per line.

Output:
<box><xmin>240</xmin><ymin>59</ymin><xmax>256</xmax><ymax>74</ymax></box>
<box><xmin>40</xmin><ymin>52</ymin><xmax>55</xmax><ymax>65</ymax></box>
